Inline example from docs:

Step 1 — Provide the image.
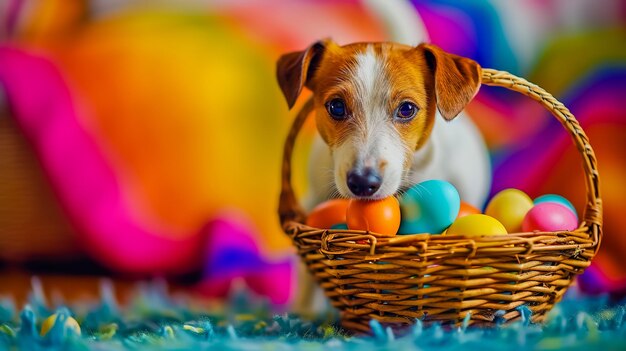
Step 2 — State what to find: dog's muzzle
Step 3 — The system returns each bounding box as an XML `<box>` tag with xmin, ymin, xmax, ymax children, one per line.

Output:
<box><xmin>346</xmin><ymin>167</ymin><xmax>382</xmax><ymax>197</ymax></box>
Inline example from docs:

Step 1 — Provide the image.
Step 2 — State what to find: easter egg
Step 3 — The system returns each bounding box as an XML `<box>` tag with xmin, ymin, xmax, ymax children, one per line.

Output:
<box><xmin>331</xmin><ymin>223</ymin><xmax>349</xmax><ymax>230</ymax></box>
<box><xmin>306</xmin><ymin>199</ymin><xmax>351</xmax><ymax>229</ymax></box>
<box><xmin>398</xmin><ymin>180</ymin><xmax>460</xmax><ymax>234</ymax></box>
<box><xmin>40</xmin><ymin>313</ymin><xmax>81</xmax><ymax>336</ymax></box>
<box><xmin>522</xmin><ymin>203</ymin><xmax>578</xmax><ymax>232</ymax></box>
<box><xmin>485</xmin><ymin>189</ymin><xmax>533</xmax><ymax>233</ymax></box>
<box><xmin>346</xmin><ymin>197</ymin><xmax>401</xmax><ymax>236</ymax></box>
<box><xmin>457</xmin><ymin>201</ymin><xmax>481</xmax><ymax>219</ymax></box>
<box><xmin>446</xmin><ymin>214</ymin><xmax>508</xmax><ymax>237</ymax></box>
<box><xmin>534</xmin><ymin>194</ymin><xmax>578</xmax><ymax>220</ymax></box>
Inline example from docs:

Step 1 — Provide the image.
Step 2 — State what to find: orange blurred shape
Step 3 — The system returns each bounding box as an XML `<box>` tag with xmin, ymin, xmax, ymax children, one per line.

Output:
<box><xmin>21</xmin><ymin>11</ymin><xmax>290</xmax><ymax>251</ymax></box>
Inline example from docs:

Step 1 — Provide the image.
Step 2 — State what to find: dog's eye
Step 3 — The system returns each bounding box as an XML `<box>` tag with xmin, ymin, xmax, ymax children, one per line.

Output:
<box><xmin>326</xmin><ymin>98</ymin><xmax>347</xmax><ymax>120</ymax></box>
<box><xmin>396</xmin><ymin>102</ymin><xmax>418</xmax><ymax>120</ymax></box>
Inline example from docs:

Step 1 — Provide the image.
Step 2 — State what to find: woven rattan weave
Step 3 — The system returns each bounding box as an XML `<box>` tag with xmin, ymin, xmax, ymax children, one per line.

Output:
<box><xmin>278</xmin><ymin>69</ymin><xmax>602</xmax><ymax>333</ymax></box>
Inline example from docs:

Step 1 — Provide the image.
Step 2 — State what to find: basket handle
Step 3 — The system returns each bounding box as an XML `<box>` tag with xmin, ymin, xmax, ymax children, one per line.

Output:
<box><xmin>278</xmin><ymin>97</ymin><xmax>314</xmax><ymax>225</ymax></box>
<box><xmin>278</xmin><ymin>69</ymin><xmax>602</xmax><ymax>242</ymax></box>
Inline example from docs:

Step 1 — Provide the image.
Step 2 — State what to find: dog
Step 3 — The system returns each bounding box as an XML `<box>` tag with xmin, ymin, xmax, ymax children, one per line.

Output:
<box><xmin>276</xmin><ymin>40</ymin><xmax>491</xmax><ymax>311</ymax></box>
<box><xmin>277</xmin><ymin>39</ymin><xmax>490</xmax><ymax>209</ymax></box>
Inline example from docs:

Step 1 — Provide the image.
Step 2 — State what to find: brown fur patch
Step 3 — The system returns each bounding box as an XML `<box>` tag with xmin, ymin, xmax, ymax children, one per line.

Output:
<box><xmin>276</xmin><ymin>40</ymin><xmax>481</xmax><ymax>176</ymax></box>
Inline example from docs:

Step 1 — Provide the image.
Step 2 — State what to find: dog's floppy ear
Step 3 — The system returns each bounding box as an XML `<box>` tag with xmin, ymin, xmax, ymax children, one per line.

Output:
<box><xmin>419</xmin><ymin>44</ymin><xmax>481</xmax><ymax>121</ymax></box>
<box><xmin>276</xmin><ymin>40</ymin><xmax>328</xmax><ymax>109</ymax></box>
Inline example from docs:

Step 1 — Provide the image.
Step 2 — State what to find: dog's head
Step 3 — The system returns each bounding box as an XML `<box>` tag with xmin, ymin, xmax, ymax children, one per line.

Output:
<box><xmin>277</xmin><ymin>40</ymin><xmax>481</xmax><ymax>199</ymax></box>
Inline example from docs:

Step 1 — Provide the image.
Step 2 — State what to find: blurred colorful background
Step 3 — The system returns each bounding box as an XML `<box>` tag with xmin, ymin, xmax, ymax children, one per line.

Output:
<box><xmin>0</xmin><ymin>0</ymin><xmax>625</xmax><ymax>307</ymax></box>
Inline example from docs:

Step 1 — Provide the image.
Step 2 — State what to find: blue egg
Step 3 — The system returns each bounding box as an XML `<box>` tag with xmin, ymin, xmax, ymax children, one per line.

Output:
<box><xmin>534</xmin><ymin>194</ymin><xmax>578</xmax><ymax>220</ymax></box>
<box><xmin>398</xmin><ymin>180</ymin><xmax>461</xmax><ymax>234</ymax></box>
<box><xmin>330</xmin><ymin>223</ymin><xmax>349</xmax><ymax>230</ymax></box>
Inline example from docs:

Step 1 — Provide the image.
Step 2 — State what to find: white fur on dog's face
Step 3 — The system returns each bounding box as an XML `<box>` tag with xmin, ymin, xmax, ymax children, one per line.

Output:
<box><xmin>277</xmin><ymin>41</ymin><xmax>482</xmax><ymax>201</ymax></box>
<box><xmin>332</xmin><ymin>46</ymin><xmax>408</xmax><ymax>199</ymax></box>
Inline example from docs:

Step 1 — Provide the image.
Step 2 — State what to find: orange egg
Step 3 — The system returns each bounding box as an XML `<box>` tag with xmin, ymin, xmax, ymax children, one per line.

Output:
<box><xmin>346</xmin><ymin>197</ymin><xmax>400</xmax><ymax>236</ymax></box>
<box><xmin>457</xmin><ymin>201</ymin><xmax>481</xmax><ymax>219</ymax></box>
<box><xmin>306</xmin><ymin>199</ymin><xmax>351</xmax><ymax>229</ymax></box>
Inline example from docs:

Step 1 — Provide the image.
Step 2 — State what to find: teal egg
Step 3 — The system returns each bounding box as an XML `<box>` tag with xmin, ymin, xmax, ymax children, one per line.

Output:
<box><xmin>330</xmin><ymin>223</ymin><xmax>348</xmax><ymax>230</ymax></box>
<box><xmin>398</xmin><ymin>180</ymin><xmax>461</xmax><ymax>234</ymax></box>
<box><xmin>534</xmin><ymin>194</ymin><xmax>578</xmax><ymax>220</ymax></box>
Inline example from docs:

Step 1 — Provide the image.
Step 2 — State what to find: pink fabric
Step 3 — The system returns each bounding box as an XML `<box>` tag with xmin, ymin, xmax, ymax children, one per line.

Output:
<box><xmin>196</xmin><ymin>211</ymin><xmax>294</xmax><ymax>305</ymax></box>
<box><xmin>0</xmin><ymin>46</ymin><xmax>204</xmax><ymax>273</ymax></box>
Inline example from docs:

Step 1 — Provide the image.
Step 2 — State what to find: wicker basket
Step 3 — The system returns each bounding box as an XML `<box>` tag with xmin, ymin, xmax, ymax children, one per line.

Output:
<box><xmin>278</xmin><ymin>69</ymin><xmax>602</xmax><ymax>333</ymax></box>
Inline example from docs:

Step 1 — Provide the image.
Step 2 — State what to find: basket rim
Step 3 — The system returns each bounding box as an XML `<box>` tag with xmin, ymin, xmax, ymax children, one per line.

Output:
<box><xmin>282</xmin><ymin>219</ymin><xmax>598</xmax><ymax>257</ymax></box>
<box><xmin>278</xmin><ymin>68</ymin><xmax>602</xmax><ymax>254</ymax></box>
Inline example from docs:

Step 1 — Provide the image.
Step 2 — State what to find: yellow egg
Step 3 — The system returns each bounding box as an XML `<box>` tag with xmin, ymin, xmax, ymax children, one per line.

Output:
<box><xmin>40</xmin><ymin>313</ymin><xmax>81</xmax><ymax>336</ymax></box>
<box><xmin>445</xmin><ymin>214</ymin><xmax>508</xmax><ymax>237</ymax></box>
<box><xmin>485</xmin><ymin>189</ymin><xmax>533</xmax><ymax>232</ymax></box>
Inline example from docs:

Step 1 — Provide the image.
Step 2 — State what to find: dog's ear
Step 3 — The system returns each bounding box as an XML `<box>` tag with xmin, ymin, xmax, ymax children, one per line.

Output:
<box><xmin>419</xmin><ymin>44</ymin><xmax>481</xmax><ymax>121</ymax></box>
<box><xmin>276</xmin><ymin>40</ymin><xmax>328</xmax><ymax>109</ymax></box>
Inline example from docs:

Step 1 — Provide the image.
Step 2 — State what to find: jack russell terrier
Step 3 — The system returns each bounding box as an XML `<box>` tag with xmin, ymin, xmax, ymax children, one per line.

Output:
<box><xmin>277</xmin><ymin>40</ymin><xmax>491</xmax><ymax>212</ymax></box>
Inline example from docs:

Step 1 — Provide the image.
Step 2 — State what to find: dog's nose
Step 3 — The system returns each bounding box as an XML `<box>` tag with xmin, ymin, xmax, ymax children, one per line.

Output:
<box><xmin>347</xmin><ymin>168</ymin><xmax>382</xmax><ymax>197</ymax></box>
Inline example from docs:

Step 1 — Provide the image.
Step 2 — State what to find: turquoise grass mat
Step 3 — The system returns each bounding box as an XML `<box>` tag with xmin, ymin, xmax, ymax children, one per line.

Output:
<box><xmin>1</xmin><ymin>279</ymin><xmax>625</xmax><ymax>350</ymax></box>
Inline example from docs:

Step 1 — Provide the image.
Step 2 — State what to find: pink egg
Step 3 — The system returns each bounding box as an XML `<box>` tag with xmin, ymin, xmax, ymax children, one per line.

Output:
<box><xmin>522</xmin><ymin>203</ymin><xmax>578</xmax><ymax>232</ymax></box>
